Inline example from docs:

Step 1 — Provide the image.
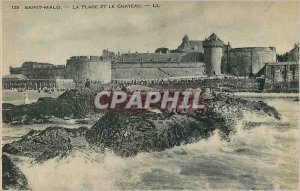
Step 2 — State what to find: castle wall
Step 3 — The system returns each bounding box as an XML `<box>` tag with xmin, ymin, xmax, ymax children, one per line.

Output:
<box><xmin>111</xmin><ymin>62</ymin><xmax>205</xmax><ymax>80</ymax></box>
<box><xmin>67</xmin><ymin>57</ymin><xmax>111</xmax><ymax>84</ymax></box>
<box><xmin>229</xmin><ymin>47</ymin><xmax>276</xmax><ymax>76</ymax></box>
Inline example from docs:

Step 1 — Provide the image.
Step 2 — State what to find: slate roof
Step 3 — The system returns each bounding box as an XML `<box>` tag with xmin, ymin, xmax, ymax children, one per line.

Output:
<box><xmin>203</xmin><ymin>33</ymin><xmax>224</xmax><ymax>47</ymax></box>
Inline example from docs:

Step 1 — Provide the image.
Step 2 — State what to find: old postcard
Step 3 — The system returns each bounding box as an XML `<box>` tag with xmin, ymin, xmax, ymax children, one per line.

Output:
<box><xmin>1</xmin><ymin>1</ymin><xmax>299</xmax><ymax>190</ymax></box>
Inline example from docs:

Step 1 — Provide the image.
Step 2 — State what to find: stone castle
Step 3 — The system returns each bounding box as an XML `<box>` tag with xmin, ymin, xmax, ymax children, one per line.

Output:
<box><xmin>3</xmin><ymin>33</ymin><xmax>299</xmax><ymax>91</ymax></box>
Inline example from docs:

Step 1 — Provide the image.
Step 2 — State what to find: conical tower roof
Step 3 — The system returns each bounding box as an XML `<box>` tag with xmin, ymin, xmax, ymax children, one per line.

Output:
<box><xmin>203</xmin><ymin>33</ymin><xmax>224</xmax><ymax>47</ymax></box>
<box><xmin>208</xmin><ymin>33</ymin><xmax>220</xmax><ymax>40</ymax></box>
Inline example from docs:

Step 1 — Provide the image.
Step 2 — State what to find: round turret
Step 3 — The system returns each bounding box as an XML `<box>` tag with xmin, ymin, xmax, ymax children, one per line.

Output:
<box><xmin>203</xmin><ymin>33</ymin><xmax>224</xmax><ymax>76</ymax></box>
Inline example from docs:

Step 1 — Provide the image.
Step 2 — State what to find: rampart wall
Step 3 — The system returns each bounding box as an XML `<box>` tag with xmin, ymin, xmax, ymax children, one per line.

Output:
<box><xmin>111</xmin><ymin>62</ymin><xmax>206</xmax><ymax>80</ymax></box>
<box><xmin>229</xmin><ymin>47</ymin><xmax>276</xmax><ymax>76</ymax></box>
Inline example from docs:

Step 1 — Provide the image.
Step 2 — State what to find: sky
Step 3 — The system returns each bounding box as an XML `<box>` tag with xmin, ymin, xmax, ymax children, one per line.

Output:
<box><xmin>2</xmin><ymin>1</ymin><xmax>299</xmax><ymax>75</ymax></box>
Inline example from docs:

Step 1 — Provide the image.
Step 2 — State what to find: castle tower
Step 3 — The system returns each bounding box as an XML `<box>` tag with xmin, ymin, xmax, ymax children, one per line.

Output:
<box><xmin>203</xmin><ymin>33</ymin><xmax>224</xmax><ymax>76</ymax></box>
<box><xmin>182</xmin><ymin>34</ymin><xmax>189</xmax><ymax>49</ymax></box>
<box><xmin>183</xmin><ymin>34</ymin><xmax>189</xmax><ymax>43</ymax></box>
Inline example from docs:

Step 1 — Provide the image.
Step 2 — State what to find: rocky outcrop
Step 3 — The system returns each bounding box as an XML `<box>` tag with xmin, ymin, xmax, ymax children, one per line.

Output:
<box><xmin>2</xmin><ymin>89</ymin><xmax>281</xmax><ymax>125</ymax></box>
<box><xmin>2</xmin><ymin>155</ymin><xmax>28</xmax><ymax>190</ymax></box>
<box><xmin>3</xmin><ymin>126</ymin><xmax>89</xmax><ymax>162</ymax></box>
<box><xmin>84</xmin><ymin>92</ymin><xmax>281</xmax><ymax>157</ymax></box>
<box><xmin>86</xmin><ymin>110</ymin><xmax>226</xmax><ymax>157</ymax></box>
<box><xmin>2</xmin><ymin>90</ymin><xmax>97</xmax><ymax>124</ymax></box>
<box><xmin>207</xmin><ymin>92</ymin><xmax>281</xmax><ymax>120</ymax></box>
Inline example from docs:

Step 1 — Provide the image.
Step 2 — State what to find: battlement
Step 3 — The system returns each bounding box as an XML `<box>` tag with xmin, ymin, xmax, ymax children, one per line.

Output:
<box><xmin>68</xmin><ymin>56</ymin><xmax>101</xmax><ymax>62</ymax></box>
<box><xmin>230</xmin><ymin>47</ymin><xmax>276</xmax><ymax>52</ymax></box>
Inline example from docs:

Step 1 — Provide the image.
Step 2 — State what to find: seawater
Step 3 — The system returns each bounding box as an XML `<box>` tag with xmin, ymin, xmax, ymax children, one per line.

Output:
<box><xmin>2</xmin><ymin>98</ymin><xmax>299</xmax><ymax>190</ymax></box>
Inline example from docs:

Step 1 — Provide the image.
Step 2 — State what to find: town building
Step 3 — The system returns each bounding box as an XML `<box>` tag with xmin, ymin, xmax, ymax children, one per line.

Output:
<box><xmin>264</xmin><ymin>62</ymin><xmax>299</xmax><ymax>83</ymax></box>
<box><xmin>177</xmin><ymin>34</ymin><xmax>204</xmax><ymax>53</ymax></box>
<box><xmin>263</xmin><ymin>62</ymin><xmax>299</xmax><ymax>92</ymax></box>
<box><xmin>9</xmin><ymin>62</ymin><xmax>66</xmax><ymax>79</ymax></box>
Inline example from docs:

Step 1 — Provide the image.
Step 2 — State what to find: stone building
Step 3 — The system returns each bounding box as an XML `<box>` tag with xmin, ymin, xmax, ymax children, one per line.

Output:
<box><xmin>263</xmin><ymin>62</ymin><xmax>299</xmax><ymax>92</ymax></box>
<box><xmin>177</xmin><ymin>35</ymin><xmax>204</xmax><ymax>53</ymax></box>
<box><xmin>176</xmin><ymin>34</ymin><xmax>230</xmax><ymax>75</ymax></box>
<box><xmin>5</xmin><ymin>62</ymin><xmax>74</xmax><ymax>90</ymax></box>
<box><xmin>264</xmin><ymin>62</ymin><xmax>299</xmax><ymax>83</ymax></box>
<box><xmin>9</xmin><ymin>62</ymin><xmax>66</xmax><ymax>79</ymax></box>
<box><xmin>228</xmin><ymin>47</ymin><xmax>276</xmax><ymax>77</ymax></box>
<box><xmin>175</xmin><ymin>34</ymin><xmax>278</xmax><ymax>77</ymax></box>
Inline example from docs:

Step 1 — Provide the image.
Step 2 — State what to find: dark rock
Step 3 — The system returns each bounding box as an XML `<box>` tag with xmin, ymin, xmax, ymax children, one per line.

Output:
<box><xmin>3</xmin><ymin>126</ymin><xmax>89</xmax><ymax>162</ymax></box>
<box><xmin>85</xmin><ymin>92</ymin><xmax>281</xmax><ymax>157</ymax></box>
<box><xmin>86</xmin><ymin>110</ymin><xmax>223</xmax><ymax>157</ymax></box>
<box><xmin>2</xmin><ymin>104</ymin><xmax>15</xmax><ymax>123</ymax></box>
<box><xmin>2</xmin><ymin>155</ymin><xmax>28</xmax><ymax>190</ymax></box>
<box><xmin>207</xmin><ymin>92</ymin><xmax>281</xmax><ymax>120</ymax></box>
<box><xmin>2</xmin><ymin>90</ymin><xmax>95</xmax><ymax>124</ymax></box>
<box><xmin>2</xmin><ymin>103</ymin><xmax>15</xmax><ymax>110</ymax></box>
<box><xmin>57</xmin><ymin>89</ymin><xmax>94</xmax><ymax>118</ymax></box>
